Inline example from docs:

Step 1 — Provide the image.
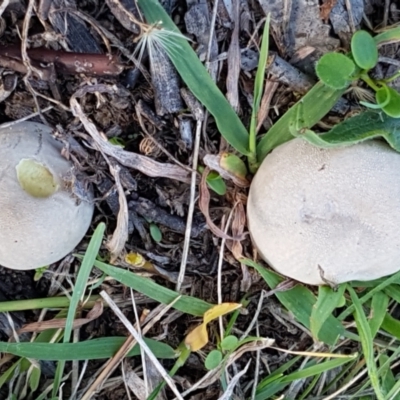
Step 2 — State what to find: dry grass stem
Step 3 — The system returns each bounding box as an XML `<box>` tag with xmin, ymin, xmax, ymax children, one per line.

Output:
<box><xmin>99</xmin><ymin>290</ymin><xmax>184</xmax><ymax>400</ymax></box>
<box><xmin>218</xmin><ymin>360</ymin><xmax>251</xmax><ymax>400</ymax></box>
<box><xmin>176</xmin><ymin>119</ymin><xmax>202</xmax><ymax>291</ymax></box>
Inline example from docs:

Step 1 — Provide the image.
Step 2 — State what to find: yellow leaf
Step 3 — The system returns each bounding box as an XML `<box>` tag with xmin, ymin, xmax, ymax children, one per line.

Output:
<box><xmin>184</xmin><ymin>303</ymin><xmax>242</xmax><ymax>351</ymax></box>
<box><xmin>184</xmin><ymin>324</ymin><xmax>208</xmax><ymax>351</ymax></box>
<box><xmin>125</xmin><ymin>252</ymin><xmax>146</xmax><ymax>267</ymax></box>
<box><xmin>204</xmin><ymin>303</ymin><xmax>242</xmax><ymax>324</ymax></box>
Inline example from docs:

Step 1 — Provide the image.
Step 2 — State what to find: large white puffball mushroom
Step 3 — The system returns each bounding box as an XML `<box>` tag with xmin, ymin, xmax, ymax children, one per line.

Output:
<box><xmin>247</xmin><ymin>138</ymin><xmax>400</xmax><ymax>285</ymax></box>
<box><xmin>0</xmin><ymin>121</ymin><xmax>94</xmax><ymax>270</ymax></box>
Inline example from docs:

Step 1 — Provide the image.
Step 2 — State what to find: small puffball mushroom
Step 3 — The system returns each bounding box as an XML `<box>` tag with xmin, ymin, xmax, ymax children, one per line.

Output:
<box><xmin>247</xmin><ymin>138</ymin><xmax>400</xmax><ymax>285</ymax></box>
<box><xmin>0</xmin><ymin>121</ymin><xmax>94</xmax><ymax>270</ymax></box>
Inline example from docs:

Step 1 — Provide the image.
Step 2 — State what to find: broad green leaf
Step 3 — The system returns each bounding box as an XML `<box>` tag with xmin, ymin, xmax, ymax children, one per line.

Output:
<box><xmin>241</xmin><ymin>258</ymin><xmax>344</xmax><ymax>345</ymax></box>
<box><xmin>291</xmin><ymin>110</ymin><xmax>400</xmax><ymax>151</ymax></box>
<box><xmin>137</xmin><ymin>0</ymin><xmax>250</xmax><ymax>155</ymax></box>
<box><xmin>348</xmin><ymin>285</ymin><xmax>384</xmax><ymax>400</ymax></box>
<box><xmin>377</xmin><ymin>86</ymin><xmax>400</xmax><ymax>117</ymax></box>
<box><xmin>149</xmin><ymin>223</ymin><xmax>162</xmax><ymax>242</ymax></box>
<box><xmin>94</xmin><ymin>260</ymin><xmax>212</xmax><ymax>316</ymax></box>
<box><xmin>351</xmin><ymin>30</ymin><xmax>378</xmax><ymax>70</ymax></box>
<box><xmin>205</xmin><ymin>350</ymin><xmax>223</xmax><ymax>370</ymax></box>
<box><xmin>310</xmin><ymin>285</ymin><xmax>346</xmax><ymax>341</ymax></box>
<box><xmin>369</xmin><ymin>292</ymin><xmax>389</xmax><ymax>338</ymax></box>
<box><xmin>206</xmin><ymin>171</ymin><xmax>227</xmax><ymax>195</ymax></box>
<box><xmin>256</xmin><ymin>82</ymin><xmax>345</xmax><ymax>162</ymax></box>
<box><xmin>316</xmin><ymin>53</ymin><xmax>356</xmax><ymax>89</ymax></box>
<box><xmin>0</xmin><ymin>337</ymin><xmax>175</xmax><ymax>360</ymax></box>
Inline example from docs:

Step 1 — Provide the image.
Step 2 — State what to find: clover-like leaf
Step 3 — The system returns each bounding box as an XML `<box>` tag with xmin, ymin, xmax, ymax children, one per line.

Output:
<box><xmin>220</xmin><ymin>335</ymin><xmax>239</xmax><ymax>352</ymax></box>
<box><xmin>351</xmin><ymin>30</ymin><xmax>378</xmax><ymax>70</ymax></box>
<box><xmin>205</xmin><ymin>350</ymin><xmax>223</xmax><ymax>370</ymax></box>
<box><xmin>316</xmin><ymin>53</ymin><xmax>356</xmax><ymax>89</ymax></box>
<box><xmin>376</xmin><ymin>86</ymin><xmax>400</xmax><ymax>118</ymax></box>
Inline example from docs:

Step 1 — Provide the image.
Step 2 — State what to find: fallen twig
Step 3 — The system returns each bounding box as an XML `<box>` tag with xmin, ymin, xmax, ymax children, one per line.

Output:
<box><xmin>0</xmin><ymin>45</ymin><xmax>124</xmax><ymax>77</ymax></box>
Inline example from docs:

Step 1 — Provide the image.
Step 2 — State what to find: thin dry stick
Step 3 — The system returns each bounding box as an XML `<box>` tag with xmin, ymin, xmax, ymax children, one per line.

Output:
<box><xmin>218</xmin><ymin>208</ymin><xmax>236</xmax><ymax>338</ymax></box>
<box><xmin>100</xmin><ymin>291</ymin><xmax>184</xmax><ymax>400</ymax></box>
<box><xmin>176</xmin><ymin>119</ymin><xmax>202</xmax><ymax>291</ymax></box>
<box><xmin>80</xmin><ymin>296</ymin><xmax>182</xmax><ymax>400</ymax></box>
<box><xmin>0</xmin><ymin>0</ymin><xmax>9</xmax><ymax>17</ymax></box>
<box><xmin>130</xmin><ymin>288</ymin><xmax>149</xmax><ymax>398</ymax></box>
<box><xmin>250</xmin><ymin>322</ymin><xmax>261</xmax><ymax>400</ymax></box>
<box><xmin>121</xmin><ymin>362</ymin><xmax>133</xmax><ymax>400</ymax></box>
<box><xmin>240</xmin><ymin>290</ymin><xmax>266</xmax><ymax>341</ymax></box>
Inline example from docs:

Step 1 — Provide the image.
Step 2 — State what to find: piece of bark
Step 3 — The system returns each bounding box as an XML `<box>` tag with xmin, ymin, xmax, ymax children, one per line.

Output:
<box><xmin>257</xmin><ymin>0</ymin><xmax>340</xmax><ymax>58</ymax></box>
<box><xmin>105</xmin><ymin>0</ymin><xmax>141</xmax><ymax>35</ymax></box>
<box><xmin>149</xmin><ymin>47</ymin><xmax>183</xmax><ymax>115</ymax></box>
<box><xmin>330</xmin><ymin>0</ymin><xmax>364</xmax><ymax>46</ymax></box>
<box><xmin>129</xmin><ymin>198</ymin><xmax>202</xmax><ymax>237</ymax></box>
<box><xmin>268</xmin><ymin>53</ymin><xmax>316</xmax><ymax>94</ymax></box>
<box><xmin>226</xmin><ymin>0</ymin><xmax>241</xmax><ymax>112</ymax></box>
<box><xmin>48</xmin><ymin>0</ymin><xmax>102</xmax><ymax>53</ymax></box>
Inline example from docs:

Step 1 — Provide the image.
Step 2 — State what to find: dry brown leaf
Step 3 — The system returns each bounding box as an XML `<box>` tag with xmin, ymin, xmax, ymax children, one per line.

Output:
<box><xmin>199</xmin><ymin>167</ymin><xmax>245</xmax><ymax>240</ymax></box>
<box><xmin>18</xmin><ymin>300</ymin><xmax>103</xmax><ymax>334</ymax></box>
<box><xmin>70</xmin><ymin>85</ymin><xmax>190</xmax><ymax>183</ymax></box>
<box><xmin>320</xmin><ymin>0</ymin><xmax>338</xmax><ymax>22</ymax></box>
<box><xmin>106</xmin><ymin>162</ymin><xmax>129</xmax><ymax>263</ymax></box>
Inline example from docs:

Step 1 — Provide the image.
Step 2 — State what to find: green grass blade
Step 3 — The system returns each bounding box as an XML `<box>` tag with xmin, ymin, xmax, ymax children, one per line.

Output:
<box><xmin>369</xmin><ymin>292</ymin><xmax>389</xmax><ymax>339</ymax></box>
<box><xmin>241</xmin><ymin>258</ymin><xmax>344</xmax><ymax>345</ymax></box>
<box><xmin>53</xmin><ymin>222</ymin><xmax>105</xmax><ymax>397</ymax></box>
<box><xmin>248</xmin><ymin>14</ymin><xmax>270</xmax><ymax>169</ymax></box>
<box><xmin>94</xmin><ymin>260</ymin><xmax>212</xmax><ymax>316</ymax></box>
<box><xmin>381</xmin><ymin>314</ymin><xmax>400</xmax><ymax>340</ymax></box>
<box><xmin>137</xmin><ymin>0</ymin><xmax>250</xmax><ymax>155</ymax></box>
<box><xmin>375</xmin><ymin>27</ymin><xmax>400</xmax><ymax>46</ymax></box>
<box><xmin>348</xmin><ymin>285</ymin><xmax>384</xmax><ymax>400</ymax></box>
<box><xmin>256</xmin><ymin>82</ymin><xmax>345</xmax><ymax>161</ymax></box>
<box><xmin>0</xmin><ymin>295</ymin><xmax>101</xmax><ymax>312</ymax></box>
<box><xmin>0</xmin><ymin>337</ymin><xmax>175</xmax><ymax>360</ymax></box>
<box><xmin>339</xmin><ymin>270</ymin><xmax>400</xmax><ymax>320</ymax></box>
<box><xmin>310</xmin><ymin>284</ymin><xmax>346</xmax><ymax>341</ymax></box>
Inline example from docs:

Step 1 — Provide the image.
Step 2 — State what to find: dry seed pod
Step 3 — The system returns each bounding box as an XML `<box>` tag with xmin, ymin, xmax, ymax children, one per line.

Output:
<box><xmin>0</xmin><ymin>121</ymin><xmax>94</xmax><ymax>270</ymax></box>
<box><xmin>247</xmin><ymin>138</ymin><xmax>400</xmax><ymax>285</ymax></box>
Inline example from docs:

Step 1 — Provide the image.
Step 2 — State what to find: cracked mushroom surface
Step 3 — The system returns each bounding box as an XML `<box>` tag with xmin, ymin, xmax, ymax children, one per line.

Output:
<box><xmin>247</xmin><ymin>137</ymin><xmax>400</xmax><ymax>285</ymax></box>
<box><xmin>0</xmin><ymin>121</ymin><xmax>94</xmax><ymax>270</ymax></box>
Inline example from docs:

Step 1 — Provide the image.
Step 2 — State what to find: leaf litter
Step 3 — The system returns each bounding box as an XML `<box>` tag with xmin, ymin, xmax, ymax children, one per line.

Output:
<box><xmin>0</xmin><ymin>0</ymin><xmax>398</xmax><ymax>399</ymax></box>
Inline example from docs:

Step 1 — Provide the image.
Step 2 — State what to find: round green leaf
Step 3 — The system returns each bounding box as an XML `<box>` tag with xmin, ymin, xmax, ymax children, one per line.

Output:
<box><xmin>351</xmin><ymin>30</ymin><xmax>378</xmax><ymax>70</ymax></box>
<box><xmin>205</xmin><ymin>349</ymin><xmax>223</xmax><ymax>370</ymax></box>
<box><xmin>220</xmin><ymin>335</ymin><xmax>239</xmax><ymax>352</ymax></box>
<box><xmin>316</xmin><ymin>53</ymin><xmax>356</xmax><ymax>89</ymax></box>
<box><xmin>377</xmin><ymin>86</ymin><xmax>400</xmax><ymax>118</ymax></box>
<box><xmin>149</xmin><ymin>223</ymin><xmax>162</xmax><ymax>243</ymax></box>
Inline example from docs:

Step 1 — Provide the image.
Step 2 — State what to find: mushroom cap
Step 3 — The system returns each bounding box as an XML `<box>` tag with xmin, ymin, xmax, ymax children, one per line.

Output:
<box><xmin>247</xmin><ymin>138</ymin><xmax>400</xmax><ymax>285</ymax></box>
<box><xmin>0</xmin><ymin>121</ymin><xmax>94</xmax><ymax>270</ymax></box>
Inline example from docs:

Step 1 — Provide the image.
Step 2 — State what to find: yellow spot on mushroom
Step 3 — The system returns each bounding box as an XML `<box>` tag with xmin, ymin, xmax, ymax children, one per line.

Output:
<box><xmin>16</xmin><ymin>158</ymin><xmax>59</xmax><ymax>198</ymax></box>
